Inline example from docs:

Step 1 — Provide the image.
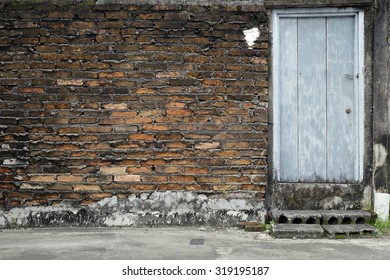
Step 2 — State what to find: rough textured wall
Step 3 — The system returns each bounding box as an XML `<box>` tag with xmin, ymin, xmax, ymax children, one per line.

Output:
<box><xmin>0</xmin><ymin>0</ymin><xmax>268</xmax><ymax>223</ymax></box>
<box><xmin>373</xmin><ymin>0</ymin><xmax>390</xmax><ymax>194</ymax></box>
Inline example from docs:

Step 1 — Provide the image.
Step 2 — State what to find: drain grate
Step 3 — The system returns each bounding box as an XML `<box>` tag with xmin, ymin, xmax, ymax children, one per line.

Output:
<box><xmin>189</xmin><ymin>239</ymin><xmax>204</xmax><ymax>245</ymax></box>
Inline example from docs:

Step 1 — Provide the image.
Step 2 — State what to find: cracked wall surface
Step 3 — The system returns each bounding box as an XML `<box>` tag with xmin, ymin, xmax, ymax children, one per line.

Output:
<box><xmin>373</xmin><ymin>0</ymin><xmax>390</xmax><ymax>194</ymax></box>
<box><xmin>0</xmin><ymin>0</ymin><xmax>389</xmax><ymax>224</ymax></box>
<box><xmin>0</xmin><ymin>191</ymin><xmax>266</xmax><ymax>228</ymax></box>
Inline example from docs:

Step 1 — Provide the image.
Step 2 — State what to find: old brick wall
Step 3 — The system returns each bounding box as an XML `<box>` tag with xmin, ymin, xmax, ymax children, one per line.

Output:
<box><xmin>0</xmin><ymin>0</ymin><xmax>268</xmax><ymax>220</ymax></box>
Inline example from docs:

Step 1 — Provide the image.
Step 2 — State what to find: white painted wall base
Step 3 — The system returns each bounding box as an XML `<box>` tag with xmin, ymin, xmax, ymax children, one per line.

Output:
<box><xmin>374</xmin><ymin>193</ymin><xmax>390</xmax><ymax>221</ymax></box>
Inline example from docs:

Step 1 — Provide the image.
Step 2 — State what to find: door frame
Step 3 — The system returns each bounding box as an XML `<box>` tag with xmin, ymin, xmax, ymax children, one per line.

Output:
<box><xmin>271</xmin><ymin>8</ymin><xmax>365</xmax><ymax>183</ymax></box>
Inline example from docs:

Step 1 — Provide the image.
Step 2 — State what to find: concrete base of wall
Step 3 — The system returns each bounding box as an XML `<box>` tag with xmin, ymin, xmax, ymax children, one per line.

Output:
<box><xmin>0</xmin><ymin>191</ymin><xmax>266</xmax><ymax>228</ymax></box>
<box><xmin>269</xmin><ymin>184</ymin><xmax>371</xmax><ymax>210</ymax></box>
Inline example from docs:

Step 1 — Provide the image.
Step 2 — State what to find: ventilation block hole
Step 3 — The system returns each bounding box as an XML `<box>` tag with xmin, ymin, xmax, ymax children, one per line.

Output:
<box><xmin>350</xmin><ymin>232</ymin><xmax>360</xmax><ymax>238</ymax></box>
<box><xmin>335</xmin><ymin>233</ymin><xmax>346</xmax><ymax>239</ymax></box>
<box><xmin>306</xmin><ymin>217</ymin><xmax>316</xmax><ymax>224</ymax></box>
<box><xmin>278</xmin><ymin>215</ymin><xmax>288</xmax><ymax>224</ymax></box>
<box><xmin>342</xmin><ymin>217</ymin><xmax>352</xmax><ymax>224</ymax></box>
<box><xmin>363</xmin><ymin>230</ymin><xmax>373</xmax><ymax>236</ymax></box>
<box><xmin>328</xmin><ymin>217</ymin><xmax>338</xmax><ymax>225</ymax></box>
<box><xmin>356</xmin><ymin>217</ymin><xmax>365</xmax><ymax>224</ymax></box>
<box><xmin>292</xmin><ymin>218</ymin><xmax>303</xmax><ymax>224</ymax></box>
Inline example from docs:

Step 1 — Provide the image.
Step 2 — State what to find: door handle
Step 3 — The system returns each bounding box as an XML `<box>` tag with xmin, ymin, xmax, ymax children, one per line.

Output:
<box><xmin>344</xmin><ymin>74</ymin><xmax>354</xmax><ymax>80</ymax></box>
<box><xmin>346</xmin><ymin>108</ymin><xmax>351</xmax><ymax>114</ymax></box>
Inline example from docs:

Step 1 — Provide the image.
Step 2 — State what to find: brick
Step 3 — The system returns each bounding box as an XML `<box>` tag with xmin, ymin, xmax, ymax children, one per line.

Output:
<box><xmin>57</xmin><ymin>175</ymin><xmax>84</xmax><ymax>182</ymax></box>
<box><xmin>29</xmin><ymin>175</ymin><xmax>57</xmax><ymax>183</ymax></box>
<box><xmin>98</xmin><ymin>118</ymin><xmax>125</xmax><ymax>125</ymax></box>
<box><xmin>202</xmin><ymin>80</ymin><xmax>224</xmax><ymax>87</ymax></box>
<box><xmin>184</xmin><ymin>167</ymin><xmax>209</xmax><ymax>174</ymax></box>
<box><xmin>143</xmin><ymin>124</ymin><xmax>169</xmax><ymax>131</ymax></box>
<box><xmin>98</xmin><ymin>72</ymin><xmax>125</xmax><ymax>78</ymax></box>
<box><xmin>58</xmin><ymin>127</ymin><xmax>83</xmax><ymax>135</ymax></box>
<box><xmin>100</xmin><ymin>166</ymin><xmax>128</xmax><ymax>174</ymax></box>
<box><xmin>88</xmin><ymin>193</ymin><xmax>113</xmax><ymax>200</ymax></box>
<box><xmin>48</xmin><ymin>11</ymin><xmax>74</xmax><ymax>18</ymax></box>
<box><xmin>69</xmin><ymin>21</ymin><xmax>97</xmax><ymax>29</ymax></box>
<box><xmin>73</xmin><ymin>185</ymin><xmax>101</xmax><ymax>192</ymax></box>
<box><xmin>57</xmin><ymin>79</ymin><xmax>84</xmax><ymax>86</ymax></box>
<box><xmin>195</xmin><ymin>142</ymin><xmax>221</xmax><ymax>150</ymax></box>
<box><xmin>155</xmin><ymin>166</ymin><xmax>181</xmax><ymax>173</ymax></box>
<box><xmin>84</xmin><ymin>143</ymin><xmax>111</xmax><ymax>150</ymax></box>
<box><xmin>166</xmin><ymin>109</ymin><xmax>192</xmax><ymax>116</ymax></box>
<box><xmin>125</xmin><ymin>117</ymin><xmax>152</xmax><ymax>124</ymax></box>
<box><xmin>114</xmin><ymin>175</ymin><xmax>141</xmax><ymax>182</ymax></box>
<box><xmin>156</xmin><ymin>71</ymin><xmax>182</xmax><ymax>78</ymax></box>
<box><xmin>84</xmin><ymin>62</ymin><xmax>110</xmax><ymax>70</ymax></box>
<box><xmin>128</xmin><ymin>134</ymin><xmax>155</xmax><ymax>141</ymax></box>
<box><xmin>63</xmin><ymin>192</ymin><xmax>86</xmax><ymax>199</ymax></box>
<box><xmin>102</xmin><ymin>103</ymin><xmax>128</xmax><ymax>110</ymax></box>
<box><xmin>18</xmin><ymin>87</ymin><xmax>45</xmax><ymax>93</ymax></box>
<box><xmin>169</xmin><ymin>175</ymin><xmax>196</xmax><ymax>183</ymax></box>
<box><xmin>111</xmin><ymin>111</ymin><xmax>137</xmax><ymax>117</ymax></box>
<box><xmin>126</xmin><ymin>166</ymin><xmax>152</xmax><ymax>173</ymax></box>
<box><xmin>134</xmin><ymin>88</ymin><xmax>158</xmax><ymax>94</ymax></box>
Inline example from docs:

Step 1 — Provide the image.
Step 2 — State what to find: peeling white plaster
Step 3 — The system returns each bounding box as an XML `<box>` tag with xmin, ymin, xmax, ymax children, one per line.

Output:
<box><xmin>374</xmin><ymin>144</ymin><xmax>388</xmax><ymax>168</ymax></box>
<box><xmin>96</xmin><ymin>196</ymin><xmax>118</xmax><ymax>208</ymax></box>
<box><xmin>0</xmin><ymin>191</ymin><xmax>266</xmax><ymax>228</ymax></box>
<box><xmin>243</xmin><ymin>27</ymin><xmax>260</xmax><ymax>49</ymax></box>
<box><xmin>3</xmin><ymin>159</ymin><xmax>17</xmax><ymax>165</ymax></box>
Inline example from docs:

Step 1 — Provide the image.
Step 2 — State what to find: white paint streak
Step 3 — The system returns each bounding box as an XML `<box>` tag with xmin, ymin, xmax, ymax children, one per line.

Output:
<box><xmin>374</xmin><ymin>144</ymin><xmax>388</xmax><ymax>168</ymax></box>
<box><xmin>243</xmin><ymin>27</ymin><xmax>260</xmax><ymax>49</ymax></box>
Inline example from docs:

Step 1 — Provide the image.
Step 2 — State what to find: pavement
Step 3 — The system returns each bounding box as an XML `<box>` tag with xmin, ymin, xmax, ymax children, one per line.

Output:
<box><xmin>1</xmin><ymin>227</ymin><xmax>390</xmax><ymax>260</ymax></box>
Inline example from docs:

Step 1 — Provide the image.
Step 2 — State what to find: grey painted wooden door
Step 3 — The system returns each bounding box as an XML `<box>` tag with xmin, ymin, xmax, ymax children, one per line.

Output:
<box><xmin>276</xmin><ymin>14</ymin><xmax>362</xmax><ymax>183</ymax></box>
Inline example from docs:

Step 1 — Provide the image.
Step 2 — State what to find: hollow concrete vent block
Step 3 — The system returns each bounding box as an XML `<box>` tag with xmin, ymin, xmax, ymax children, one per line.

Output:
<box><xmin>319</xmin><ymin>210</ymin><xmax>371</xmax><ymax>225</ymax></box>
<box><xmin>270</xmin><ymin>210</ymin><xmax>322</xmax><ymax>225</ymax></box>
<box><xmin>322</xmin><ymin>224</ymin><xmax>379</xmax><ymax>239</ymax></box>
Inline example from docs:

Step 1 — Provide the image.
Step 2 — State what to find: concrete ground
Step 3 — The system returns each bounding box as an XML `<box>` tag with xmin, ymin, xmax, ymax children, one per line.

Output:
<box><xmin>0</xmin><ymin>227</ymin><xmax>390</xmax><ymax>260</ymax></box>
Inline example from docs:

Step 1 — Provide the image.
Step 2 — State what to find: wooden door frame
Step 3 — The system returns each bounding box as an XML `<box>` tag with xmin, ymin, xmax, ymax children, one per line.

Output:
<box><xmin>271</xmin><ymin>8</ymin><xmax>365</xmax><ymax>183</ymax></box>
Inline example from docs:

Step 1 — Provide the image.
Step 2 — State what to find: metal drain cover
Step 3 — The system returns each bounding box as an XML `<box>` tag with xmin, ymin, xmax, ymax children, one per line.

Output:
<box><xmin>190</xmin><ymin>239</ymin><xmax>204</xmax><ymax>245</ymax></box>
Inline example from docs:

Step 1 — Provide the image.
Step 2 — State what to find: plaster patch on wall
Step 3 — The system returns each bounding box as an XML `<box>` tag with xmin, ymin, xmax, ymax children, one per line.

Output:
<box><xmin>374</xmin><ymin>143</ymin><xmax>388</xmax><ymax>168</ymax></box>
<box><xmin>243</xmin><ymin>27</ymin><xmax>260</xmax><ymax>49</ymax></box>
<box><xmin>0</xmin><ymin>191</ymin><xmax>266</xmax><ymax>228</ymax></box>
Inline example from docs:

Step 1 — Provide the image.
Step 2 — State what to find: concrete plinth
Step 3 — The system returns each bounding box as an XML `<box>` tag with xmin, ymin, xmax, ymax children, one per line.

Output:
<box><xmin>319</xmin><ymin>210</ymin><xmax>371</xmax><ymax>225</ymax></box>
<box><xmin>272</xmin><ymin>224</ymin><xmax>324</xmax><ymax>239</ymax></box>
<box><xmin>322</xmin><ymin>224</ymin><xmax>379</xmax><ymax>239</ymax></box>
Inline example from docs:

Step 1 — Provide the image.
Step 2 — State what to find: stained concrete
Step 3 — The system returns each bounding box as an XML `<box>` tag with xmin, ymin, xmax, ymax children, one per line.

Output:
<box><xmin>319</xmin><ymin>210</ymin><xmax>371</xmax><ymax>225</ymax></box>
<box><xmin>271</xmin><ymin>224</ymin><xmax>324</xmax><ymax>239</ymax></box>
<box><xmin>0</xmin><ymin>192</ymin><xmax>266</xmax><ymax>228</ymax></box>
<box><xmin>270</xmin><ymin>210</ymin><xmax>322</xmax><ymax>224</ymax></box>
<box><xmin>322</xmin><ymin>224</ymin><xmax>378</xmax><ymax>239</ymax></box>
<box><xmin>1</xmin><ymin>227</ymin><xmax>390</xmax><ymax>260</ymax></box>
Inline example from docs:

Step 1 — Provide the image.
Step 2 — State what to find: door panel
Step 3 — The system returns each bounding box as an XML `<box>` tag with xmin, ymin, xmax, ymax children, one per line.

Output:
<box><xmin>326</xmin><ymin>16</ymin><xmax>356</xmax><ymax>181</ymax></box>
<box><xmin>276</xmin><ymin>12</ymin><xmax>361</xmax><ymax>183</ymax></box>
<box><xmin>297</xmin><ymin>18</ymin><xmax>327</xmax><ymax>181</ymax></box>
<box><xmin>279</xmin><ymin>18</ymin><xmax>299</xmax><ymax>182</ymax></box>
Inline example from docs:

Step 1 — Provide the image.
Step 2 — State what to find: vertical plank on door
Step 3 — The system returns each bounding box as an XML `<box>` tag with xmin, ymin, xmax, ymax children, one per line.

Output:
<box><xmin>297</xmin><ymin>18</ymin><xmax>327</xmax><ymax>181</ymax></box>
<box><xmin>327</xmin><ymin>16</ymin><xmax>356</xmax><ymax>181</ymax></box>
<box><xmin>279</xmin><ymin>18</ymin><xmax>299</xmax><ymax>182</ymax></box>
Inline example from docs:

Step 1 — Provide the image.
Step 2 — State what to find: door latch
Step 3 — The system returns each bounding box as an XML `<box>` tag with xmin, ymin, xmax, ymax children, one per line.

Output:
<box><xmin>344</xmin><ymin>74</ymin><xmax>354</xmax><ymax>80</ymax></box>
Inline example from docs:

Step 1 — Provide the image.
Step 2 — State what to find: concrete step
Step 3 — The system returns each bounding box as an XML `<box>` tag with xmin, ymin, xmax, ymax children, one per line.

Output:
<box><xmin>270</xmin><ymin>210</ymin><xmax>322</xmax><ymax>224</ymax></box>
<box><xmin>322</xmin><ymin>224</ymin><xmax>379</xmax><ymax>239</ymax></box>
<box><xmin>270</xmin><ymin>210</ymin><xmax>372</xmax><ymax>225</ymax></box>
<box><xmin>319</xmin><ymin>210</ymin><xmax>371</xmax><ymax>225</ymax></box>
<box><xmin>272</xmin><ymin>224</ymin><xmax>324</xmax><ymax>239</ymax></box>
